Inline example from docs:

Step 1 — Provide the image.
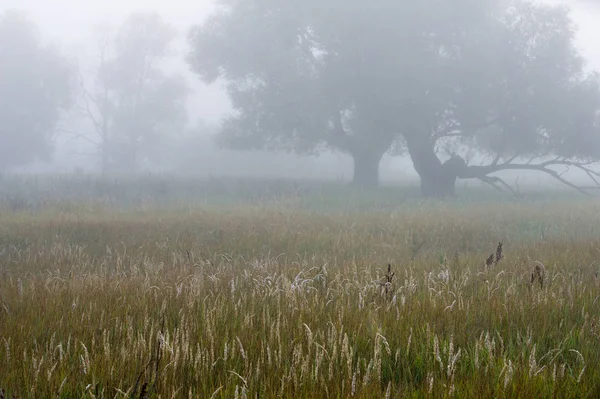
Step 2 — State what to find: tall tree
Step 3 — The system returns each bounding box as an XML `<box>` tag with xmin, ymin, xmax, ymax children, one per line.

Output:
<box><xmin>76</xmin><ymin>13</ymin><xmax>189</xmax><ymax>174</ymax></box>
<box><xmin>188</xmin><ymin>0</ymin><xmax>600</xmax><ymax>194</ymax></box>
<box><xmin>0</xmin><ymin>10</ymin><xmax>72</xmax><ymax>171</ymax></box>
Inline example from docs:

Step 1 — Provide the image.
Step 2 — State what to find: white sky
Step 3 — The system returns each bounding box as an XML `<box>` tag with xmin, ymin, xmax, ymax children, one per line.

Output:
<box><xmin>0</xmin><ymin>0</ymin><xmax>229</xmax><ymax>124</ymax></box>
<box><xmin>0</xmin><ymin>0</ymin><xmax>216</xmax><ymax>37</ymax></box>
<box><xmin>1</xmin><ymin>0</ymin><xmax>600</xmax><ymax>125</ymax></box>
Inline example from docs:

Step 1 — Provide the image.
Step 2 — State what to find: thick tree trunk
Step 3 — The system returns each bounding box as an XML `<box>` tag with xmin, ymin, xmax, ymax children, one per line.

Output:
<box><xmin>405</xmin><ymin>135</ymin><xmax>465</xmax><ymax>197</ymax></box>
<box><xmin>351</xmin><ymin>150</ymin><xmax>384</xmax><ymax>188</ymax></box>
<box><xmin>419</xmin><ymin>167</ymin><xmax>459</xmax><ymax>197</ymax></box>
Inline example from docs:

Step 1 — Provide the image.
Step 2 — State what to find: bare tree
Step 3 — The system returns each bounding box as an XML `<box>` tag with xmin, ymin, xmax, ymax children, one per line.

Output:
<box><xmin>74</xmin><ymin>13</ymin><xmax>189</xmax><ymax>174</ymax></box>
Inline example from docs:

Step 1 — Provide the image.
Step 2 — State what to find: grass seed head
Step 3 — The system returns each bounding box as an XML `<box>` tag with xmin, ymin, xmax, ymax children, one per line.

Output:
<box><xmin>485</xmin><ymin>254</ymin><xmax>495</xmax><ymax>268</ymax></box>
<box><xmin>495</xmin><ymin>241</ymin><xmax>504</xmax><ymax>264</ymax></box>
<box><xmin>531</xmin><ymin>262</ymin><xmax>545</xmax><ymax>288</ymax></box>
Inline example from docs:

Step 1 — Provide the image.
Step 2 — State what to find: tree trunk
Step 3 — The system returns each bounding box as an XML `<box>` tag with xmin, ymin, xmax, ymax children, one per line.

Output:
<box><xmin>351</xmin><ymin>150</ymin><xmax>384</xmax><ymax>188</ymax></box>
<box><xmin>419</xmin><ymin>167</ymin><xmax>459</xmax><ymax>197</ymax></box>
<box><xmin>100</xmin><ymin>94</ymin><xmax>111</xmax><ymax>176</ymax></box>
<box><xmin>101</xmin><ymin>142</ymin><xmax>109</xmax><ymax>176</ymax></box>
<box><xmin>405</xmin><ymin>135</ymin><xmax>465</xmax><ymax>197</ymax></box>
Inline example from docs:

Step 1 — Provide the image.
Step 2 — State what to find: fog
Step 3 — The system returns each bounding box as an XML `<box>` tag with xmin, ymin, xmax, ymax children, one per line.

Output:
<box><xmin>2</xmin><ymin>0</ymin><xmax>600</xmax><ymax>193</ymax></box>
<box><xmin>5</xmin><ymin>3</ymin><xmax>600</xmax><ymax>396</ymax></box>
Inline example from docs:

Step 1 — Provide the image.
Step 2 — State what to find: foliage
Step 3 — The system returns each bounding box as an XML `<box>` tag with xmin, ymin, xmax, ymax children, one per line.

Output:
<box><xmin>188</xmin><ymin>0</ymin><xmax>600</xmax><ymax>192</ymax></box>
<box><xmin>0</xmin><ymin>10</ymin><xmax>73</xmax><ymax>171</ymax></box>
<box><xmin>76</xmin><ymin>12</ymin><xmax>190</xmax><ymax>174</ymax></box>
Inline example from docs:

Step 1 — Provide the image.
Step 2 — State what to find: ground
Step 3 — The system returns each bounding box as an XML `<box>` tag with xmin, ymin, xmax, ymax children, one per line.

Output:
<box><xmin>1</xmin><ymin>176</ymin><xmax>600</xmax><ymax>397</ymax></box>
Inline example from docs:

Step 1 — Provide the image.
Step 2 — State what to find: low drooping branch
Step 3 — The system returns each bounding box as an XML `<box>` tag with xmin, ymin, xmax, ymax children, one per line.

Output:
<box><xmin>478</xmin><ymin>175</ymin><xmax>520</xmax><ymax>196</ymax></box>
<box><xmin>458</xmin><ymin>157</ymin><xmax>600</xmax><ymax>195</ymax></box>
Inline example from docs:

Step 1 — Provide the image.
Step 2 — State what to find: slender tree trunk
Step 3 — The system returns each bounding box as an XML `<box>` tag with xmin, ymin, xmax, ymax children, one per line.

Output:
<box><xmin>101</xmin><ymin>147</ymin><xmax>109</xmax><ymax>176</ymax></box>
<box><xmin>101</xmin><ymin>124</ymin><xmax>109</xmax><ymax>175</ymax></box>
<box><xmin>351</xmin><ymin>149</ymin><xmax>384</xmax><ymax>188</ymax></box>
<box><xmin>405</xmin><ymin>135</ymin><xmax>464</xmax><ymax>197</ymax></box>
<box><xmin>100</xmin><ymin>92</ymin><xmax>110</xmax><ymax>176</ymax></box>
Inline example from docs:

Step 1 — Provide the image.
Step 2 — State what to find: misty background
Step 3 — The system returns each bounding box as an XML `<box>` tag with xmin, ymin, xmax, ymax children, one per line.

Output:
<box><xmin>1</xmin><ymin>0</ymin><xmax>600</xmax><ymax>186</ymax></box>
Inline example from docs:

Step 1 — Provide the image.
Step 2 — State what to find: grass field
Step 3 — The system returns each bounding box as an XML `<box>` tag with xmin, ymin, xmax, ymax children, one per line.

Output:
<box><xmin>1</xmin><ymin>176</ymin><xmax>600</xmax><ymax>397</ymax></box>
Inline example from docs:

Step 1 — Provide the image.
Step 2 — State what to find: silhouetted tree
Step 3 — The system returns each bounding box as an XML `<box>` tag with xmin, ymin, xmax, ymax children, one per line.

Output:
<box><xmin>188</xmin><ymin>0</ymin><xmax>600</xmax><ymax>195</ymax></box>
<box><xmin>0</xmin><ymin>10</ymin><xmax>72</xmax><ymax>171</ymax></box>
<box><xmin>76</xmin><ymin>13</ymin><xmax>189</xmax><ymax>174</ymax></box>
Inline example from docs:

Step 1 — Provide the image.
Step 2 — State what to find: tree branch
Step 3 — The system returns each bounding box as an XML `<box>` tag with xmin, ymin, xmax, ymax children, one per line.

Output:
<box><xmin>459</xmin><ymin>158</ymin><xmax>600</xmax><ymax>196</ymax></box>
<box><xmin>430</xmin><ymin>120</ymin><xmax>461</xmax><ymax>143</ymax></box>
<box><xmin>496</xmin><ymin>154</ymin><xmax>519</xmax><ymax>166</ymax></box>
<box><xmin>478</xmin><ymin>175</ymin><xmax>519</xmax><ymax>196</ymax></box>
<box><xmin>75</xmin><ymin>71</ymin><xmax>105</xmax><ymax>136</ymax></box>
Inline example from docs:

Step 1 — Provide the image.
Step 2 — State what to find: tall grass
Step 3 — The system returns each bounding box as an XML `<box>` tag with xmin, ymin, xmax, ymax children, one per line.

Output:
<box><xmin>1</xmin><ymin>178</ymin><xmax>600</xmax><ymax>397</ymax></box>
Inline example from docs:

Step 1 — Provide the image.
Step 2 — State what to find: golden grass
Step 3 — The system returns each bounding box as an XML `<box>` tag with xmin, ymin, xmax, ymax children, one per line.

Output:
<box><xmin>1</xmin><ymin>201</ymin><xmax>600</xmax><ymax>397</ymax></box>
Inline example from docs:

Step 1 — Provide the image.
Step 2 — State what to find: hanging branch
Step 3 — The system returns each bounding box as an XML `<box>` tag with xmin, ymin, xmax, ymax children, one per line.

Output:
<box><xmin>458</xmin><ymin>157</ymin><xmax>600</xmax><ymax>196</ymax></box>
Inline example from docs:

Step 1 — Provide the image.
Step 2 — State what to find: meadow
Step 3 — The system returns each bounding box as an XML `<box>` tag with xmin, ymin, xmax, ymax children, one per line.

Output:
<box><xmin>1</xmin><ymin>175</ymin><xmax>600</xmax><ymax>398</ymax></box>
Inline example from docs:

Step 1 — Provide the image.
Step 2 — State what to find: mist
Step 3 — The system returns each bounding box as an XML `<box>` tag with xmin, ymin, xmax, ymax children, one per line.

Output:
<box><xmin>1</xmin><ymin>0</ymin><xmax>600</xmax><ymax>194</ymax></box>
<box><xmin>6</xmin><ymin>3</ymin><xmax>600</xmax><ymax>396</ymax></box>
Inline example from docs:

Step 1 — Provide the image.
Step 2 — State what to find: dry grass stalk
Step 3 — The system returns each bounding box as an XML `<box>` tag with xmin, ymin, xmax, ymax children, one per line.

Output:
<box><xmin>531</xmin><ymin>262</ymin><xmax>545</xmax><ymax>289</ymax></box>
<box><xmin>139</xmin><ymin>383</ymin><xmax>149</xmax><ymax>399</ymax></box>
<box><xmin>495</xmin><ymin>241</ymin><xmax>504</xmax><ymax>264</ymax></box>
<box><xmin>379</xmin><ymin>264</ymin><xmax>395</xmax><ymax>298</ymax></box>
<box><xmin>2</xmin><ymin>192</ymin><xmax>600</xmax><ymax>397</ymax></box>
<box><xmin>485</xmin><ymin>241</ymin><xmax>504</xmax><ymax>268</ymax></box>
<box><xmin>132</xmin><ymin>317</ymin><xmax>165</xmax><ymax>398</ymax></box>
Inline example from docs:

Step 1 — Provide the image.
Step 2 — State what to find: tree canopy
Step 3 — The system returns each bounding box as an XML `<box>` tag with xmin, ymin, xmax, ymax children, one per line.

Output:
<box><xmin>0</xmin><ymin>10</ymin><xmax>73</xmax><ymax>171</ymax></box>
<box><xmin>76</xmin><ymin>12</ymin><xmax>189</xmax><ymax>174</ymax></box>
<box><xmin>188</xmin><ymin>0</ymin><xmax>600</xmax><ymax>195</ymax></box>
